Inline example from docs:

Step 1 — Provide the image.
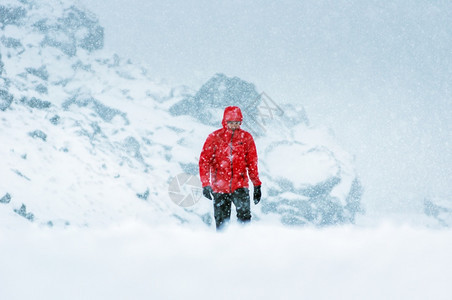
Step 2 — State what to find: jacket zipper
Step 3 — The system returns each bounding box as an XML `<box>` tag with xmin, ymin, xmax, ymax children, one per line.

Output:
<box><xmin>229</xmin><ymin>130</ymin><xmax>235</xmax><ymax>193</ymax></box>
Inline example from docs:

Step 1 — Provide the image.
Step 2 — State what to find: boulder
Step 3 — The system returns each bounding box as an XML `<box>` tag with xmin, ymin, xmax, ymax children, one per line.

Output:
<box><xmin>0</xmin><ymin>193</ymin><xmax>11</xmax><ymax>204</ymax></box>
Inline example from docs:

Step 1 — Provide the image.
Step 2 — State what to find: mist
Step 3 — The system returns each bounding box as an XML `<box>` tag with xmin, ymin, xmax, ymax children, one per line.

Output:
<box><xmin>76</xmin><ymin>0</ymin><xmax>451</xmax><ymax>219</ymax></box>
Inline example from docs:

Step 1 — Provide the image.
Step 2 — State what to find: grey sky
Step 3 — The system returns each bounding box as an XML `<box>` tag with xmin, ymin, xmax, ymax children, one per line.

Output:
<box><xmin>78</xmin><ymin>0</ymin><xmax>451</xmax><ymax>214</ymax></box>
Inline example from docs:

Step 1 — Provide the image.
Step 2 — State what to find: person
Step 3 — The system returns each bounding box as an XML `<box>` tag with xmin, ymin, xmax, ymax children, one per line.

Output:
<box><xmin>199</xmin><ymin>106</ymin><xmax>262</xmax><ymax>230</ymax></box>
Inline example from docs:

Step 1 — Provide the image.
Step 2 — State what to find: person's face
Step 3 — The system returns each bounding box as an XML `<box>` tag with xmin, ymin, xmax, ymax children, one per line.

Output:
<box><xmin>227</xmin><ymin>121</ymin><xmax>241</xmax><ymax>131</ymax></box>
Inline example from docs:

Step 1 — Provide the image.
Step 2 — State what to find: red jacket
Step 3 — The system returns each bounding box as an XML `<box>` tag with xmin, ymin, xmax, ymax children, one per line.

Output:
<box><xmin>199</xmin><ymin>106</ymin><xmax>262</xmax><ymax>193</ymax></box>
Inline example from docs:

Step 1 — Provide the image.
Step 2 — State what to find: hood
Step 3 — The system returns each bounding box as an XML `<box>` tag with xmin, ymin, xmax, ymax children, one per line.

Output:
<box><xmin>222</xmin><ymin>106</ymin><xmax>243</xmax><ymax>128</ymax></box>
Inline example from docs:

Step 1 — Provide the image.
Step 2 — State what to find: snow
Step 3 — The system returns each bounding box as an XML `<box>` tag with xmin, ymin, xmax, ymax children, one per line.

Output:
<box><xmin>1</xmin><ymin>0</ymin><xmax>451</xmax><ymax>298</ymax></box>
<box><xmin>266</xmin><ymin>143</ymin><xmax>339</xmax><ymax>187</ymax></box>
<box><xmin>76</xmin><ymin>0</ymin><xmax>452</xmax><ymax>221</ymax></box>
<box><xmin>1</xmin><ymin>222</ymin><xmax>451</xmax><ymax>300</ymax></box>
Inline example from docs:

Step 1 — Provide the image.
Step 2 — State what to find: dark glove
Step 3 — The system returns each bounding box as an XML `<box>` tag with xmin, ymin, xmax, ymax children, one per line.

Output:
<box><xmin>253</xmin><ymin>185</ymin><xmax>261</xmax><ymax>205</ymax></box>
<box><xmin>203</xmin><ymin>186</ymin><xmax>213</xmax><ymax>200</ymax></box>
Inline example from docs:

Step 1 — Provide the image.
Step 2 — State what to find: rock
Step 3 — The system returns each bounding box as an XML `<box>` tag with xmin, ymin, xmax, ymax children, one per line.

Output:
<box><xmin>61</xmin><ymin>6</ymin><xmax>104</xmax><ymax>52</ymax></box>
<box><xmin>0</xmin><ymin>53</ymin><xmax>3</xmax><ymax>75</ymax></box>
<box><xmin>36</xmin><ymin>5</ymin><xmax>104</xmax><ymax>56</ymax></box>
<box><xmin>424</xmin><ymin>198</ymin><xmax>452</xmax><ymax>227</ymax></box>
<box><xmin>21</xmin><ymin>96</ymin><xmax>51</xmax><ymax>109</ymax></box>
<box><xmin>28</xmin><ymin>130</ymin><xmax>47</xmax><ymax>141</ymax></box>
<box><xmin>0</xmin><ymin>89</ymin><xmax>13</xmax><ymax>111</ymax></box>
<box><xmin>261</xmin><ymin>140</ymin><xmax>363</xmax><ymax>226</ymax></box>
<box><xmin>49</xmin><ymin>115</ymin><xmax>60</xmax><ymax>125</ymax></box>
<box><xmin>26</xmin><ymin>66</ymin><xmax>49</xmax><ymax>81</ymax></box>
<box><xmin>35</xmin><ymin>84</ymin><xmax>48</xmax><ymax>94</ymax></box>
<box><xmin>136</xmin><ymin>189</ymin><xmax>149</xmax><ymax>200</ymax></box>
<box><xmin>0</xmin><ymin>193</ymin><xmax>11</xmax><ymax>204</ymax></box>
<box><xmin>62</xmin><ymin>96</ymin><xmax>128</xmax><ymax>124</ymax></box>
<box><xmin>170</xmin><ymin>73</ymin><xmax>263</xmax><ymax>133</ymax></box>
<box><xmin>14</xmin><ymin>204</ymin><xmax>35</xmax><ymax>221</ymax></box>
<box><xmin>1</xmin><ymin>36</ymin><xmax>23</xmax><ymax>49</ymax></box>
<box><xmin>123</xmin><ymin>136</ymin><xmax>144</xmax><ymax>163</ymax></box>
<box><xmin>0</xmin><ymin>5</ymin><xmax>26</xmax><ymax>29</ymax></box>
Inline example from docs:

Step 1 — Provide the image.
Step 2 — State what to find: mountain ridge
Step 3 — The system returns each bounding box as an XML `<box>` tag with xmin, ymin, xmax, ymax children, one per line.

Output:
<box><xmin>2</xmin><ymin>0</ymin><xmax>367</xmax><ymax>228</ymax></box>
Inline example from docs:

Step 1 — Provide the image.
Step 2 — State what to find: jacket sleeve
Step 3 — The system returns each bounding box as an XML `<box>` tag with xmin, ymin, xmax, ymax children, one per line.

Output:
<box><xmin>246</xmin><ymin>134</ymin><xmax>262</xmax><ymax>187</ymax></box>
<box><xmin>199</xmin><ymin>134</ymin><xmax>216</xmax><ymax>187</ymax></box>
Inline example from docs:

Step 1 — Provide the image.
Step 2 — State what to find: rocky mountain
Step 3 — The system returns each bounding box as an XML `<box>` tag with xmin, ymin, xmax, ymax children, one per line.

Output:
<box><xmin>1</xmin><ymin>0</ymin><xmax>210</xmax><ymax>228</ymax></box>
<box><xmin>0</xmin><ymin>0</ymin><xmax>371</xmax><ymax>228</ymax></box>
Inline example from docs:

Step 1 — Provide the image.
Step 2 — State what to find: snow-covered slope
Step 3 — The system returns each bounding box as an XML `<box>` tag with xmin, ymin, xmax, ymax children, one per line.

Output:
<box><xmin>0</xmin><ymin>0</ymin><xmax>213</xmax><ymax>228</ymax></box>
<box><xmin>1</xmin><ymin>0</ymin><xmax>449</xmax><ymax>229</ymax></box>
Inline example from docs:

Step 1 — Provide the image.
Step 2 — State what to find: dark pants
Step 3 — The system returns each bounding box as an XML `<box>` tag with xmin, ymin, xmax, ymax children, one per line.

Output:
<box><xmin>213</xmin><ymin>188</ymin><xmax>251</xmax><ymax>230</ymax></box>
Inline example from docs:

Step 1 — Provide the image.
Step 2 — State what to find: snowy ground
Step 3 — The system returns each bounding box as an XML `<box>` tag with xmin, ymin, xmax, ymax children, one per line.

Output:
<box><xmin>1</xmin><ymin>222</ymin><xmax>451</xmax><ymax>300</ymax></box>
